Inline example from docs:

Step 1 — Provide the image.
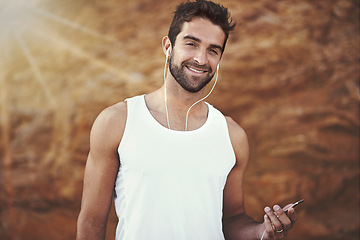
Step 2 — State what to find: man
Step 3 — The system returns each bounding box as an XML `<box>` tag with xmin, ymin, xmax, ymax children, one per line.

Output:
<box><xmin>76</xmin><ymin>1</ymin><xmax>298</xmax><ymax>239</ymax></box>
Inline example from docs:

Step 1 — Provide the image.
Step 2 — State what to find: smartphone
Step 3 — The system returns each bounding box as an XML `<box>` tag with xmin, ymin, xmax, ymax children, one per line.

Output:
<box><xmin>284</xmin><ymin>199</ymin><xmax>304</xmax><ymax>213</ymax></box>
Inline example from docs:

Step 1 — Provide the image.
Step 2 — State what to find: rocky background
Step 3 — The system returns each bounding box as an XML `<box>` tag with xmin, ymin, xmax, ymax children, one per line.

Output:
<box><xmin>0</xmin><ymin>0</ymin><xmax>359</xmax><ymax>239</ymax></box>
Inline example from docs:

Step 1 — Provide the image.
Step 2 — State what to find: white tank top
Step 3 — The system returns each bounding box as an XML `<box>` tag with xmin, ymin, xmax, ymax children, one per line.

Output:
<box><xmin>114</xmin><ymin>95</ymin><xmax>236</xmax><ymax>240</ymax></box>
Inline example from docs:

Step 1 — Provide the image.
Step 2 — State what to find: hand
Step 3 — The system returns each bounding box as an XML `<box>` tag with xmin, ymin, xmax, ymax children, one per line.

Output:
<box><xmin>260</xmin><ymin>204</ymin><xmax>297</xmax><ymax>240</ymax></box>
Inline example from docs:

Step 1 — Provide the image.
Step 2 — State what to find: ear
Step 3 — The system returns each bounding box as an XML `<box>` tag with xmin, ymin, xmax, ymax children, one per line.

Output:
<box><xmin>162</xmin><ymin>36</ymin><xmax>172</xmax><ymax>56</ymax></box>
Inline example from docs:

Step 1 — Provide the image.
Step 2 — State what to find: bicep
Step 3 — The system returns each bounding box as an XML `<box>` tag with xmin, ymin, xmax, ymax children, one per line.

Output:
<box><xmin>223</xmin><ymin>117</ymin><xmax>249</xmax><ymax>218</ymax></box>
<box><xmin>79</xmin><ymin>105</ymin><xmax>125</xmax><ymax>223</ymax></box>
<box><xmin>80</xmin><ymin>150</ymin><xmax>119</xmax><ymax>221</ymax></box>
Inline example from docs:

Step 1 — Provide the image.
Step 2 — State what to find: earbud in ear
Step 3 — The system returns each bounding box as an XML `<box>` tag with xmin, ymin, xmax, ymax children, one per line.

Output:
<box><xmin>166</xmin><ymin>48</ymin><xmax>170</xmax><ymax>57</ymax></box>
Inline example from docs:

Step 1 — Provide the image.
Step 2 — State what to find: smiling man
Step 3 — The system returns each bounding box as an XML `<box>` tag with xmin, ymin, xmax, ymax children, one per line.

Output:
<box><xmin>167</xmin><ymin>20</ymin><xmax>223</xmax><ymax>93</ymax></box>
<box><xmin>76</xmin><ymin>1</ymin><xmax>299</xmax><ymax>240</ymax></box>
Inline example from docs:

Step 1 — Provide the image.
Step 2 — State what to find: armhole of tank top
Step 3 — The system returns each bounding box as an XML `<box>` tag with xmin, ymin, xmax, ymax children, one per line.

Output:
<box><xmin>210</xmin><ymin>105</ymin><xmax>237</xmax><ymax>166</ymax></box>
<box><xmin>222</xmin><ymin>114</ymin><xmax>237</xmax><ymax>166</ymax></box>
<box><xmin>202</xmin><ymin>102</ymin><xmax>212</xmax><ymax>130</ymax></box>
<box><xmin>118</xmin><ymin>98</ymin><xmax>131</xmax><ymax>155</ymax></box>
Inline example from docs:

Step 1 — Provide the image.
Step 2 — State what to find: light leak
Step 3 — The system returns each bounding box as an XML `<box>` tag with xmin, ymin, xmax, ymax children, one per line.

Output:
<box><xmin>0</xmin><ymin>0</ymin><xmax>41</xmax><ymax>35</ymax></box>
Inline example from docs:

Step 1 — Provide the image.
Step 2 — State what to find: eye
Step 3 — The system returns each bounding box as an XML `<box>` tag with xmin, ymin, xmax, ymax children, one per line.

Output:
<box><xmin>209</xmin><ymin>48</ymin><xmax>219</xmax><ymax>55</ymax></box>
<box><xmin>185</xmin><ymin>42</ymin><xmax>196</xmax><ymax>47</ymax></box>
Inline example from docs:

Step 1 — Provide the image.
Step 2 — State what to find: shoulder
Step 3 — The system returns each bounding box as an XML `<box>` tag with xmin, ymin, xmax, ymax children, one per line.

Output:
<box><xmin>93</xmin><ymin>101</ymin><xmax>127</xmax><ymax>132</ymax></box>
<box><xmin>225</xmin><ymin>116</ymin><xmax>249</xmax><ymax>167</ymax></box>
<box><xmin>96</xmin><ymin>101</ymin><xmax>127</xmax><ymax>124</ymax></box>
<box><xmin>225</xmin><ymin>116</ymin><xmax>248</xmax><ymax>145</ymax></box>
<box><xmin>90</xmin><ymin>101</ymin><xmax>127</xmax><ymax>150</ymax></box>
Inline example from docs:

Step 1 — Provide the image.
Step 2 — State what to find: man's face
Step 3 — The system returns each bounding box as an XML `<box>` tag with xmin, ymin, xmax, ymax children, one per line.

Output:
<box><xmin>169</xmin><ymin>17</ymin><xmax>225</xmax><ymax>93</ymax></box>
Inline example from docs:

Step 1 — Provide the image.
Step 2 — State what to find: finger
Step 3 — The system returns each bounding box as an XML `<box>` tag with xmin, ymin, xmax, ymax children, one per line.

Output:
<box><xmin>287</xmin><ymin>207</ymin><xmax>297</xmax><ymax>224</ymax></box>
<box><xmin>283</xmin><ymin>203</ymin><xmax>293</xmax><ymax>212</ymax></box>
<box><xmin>265</xmin><ymin>206</ymin><xmax>283</xmax><ymax>232</ymax></box>
<box><xmin>264</xmin><ymin>214</ymin><xmax>275</xmax><ymax>239</ymax></box>
<box><xmin>273</xmin><ymin>205</ymin><xmax>292</xmax><ymax>231</ymax></box>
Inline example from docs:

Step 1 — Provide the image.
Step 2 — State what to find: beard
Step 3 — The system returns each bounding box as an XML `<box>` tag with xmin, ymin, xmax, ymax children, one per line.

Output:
<box><xmin>168</xmin><ymin>54</ymin><xmax>215</xmax><ymax>93</ymax></box>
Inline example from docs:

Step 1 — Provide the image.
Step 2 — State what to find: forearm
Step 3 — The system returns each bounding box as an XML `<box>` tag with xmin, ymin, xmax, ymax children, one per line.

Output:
<box><xmin>223</xmin><ymin>212</ymin><xmax>263</xmax><ymax>240</ymax></box>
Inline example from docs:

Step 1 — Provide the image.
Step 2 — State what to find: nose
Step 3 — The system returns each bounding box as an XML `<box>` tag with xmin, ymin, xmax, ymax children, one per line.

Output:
<box><xmin>193</xmin><ymin>49</ymin><xmax>208</xmax><ymax>65</ymax></box>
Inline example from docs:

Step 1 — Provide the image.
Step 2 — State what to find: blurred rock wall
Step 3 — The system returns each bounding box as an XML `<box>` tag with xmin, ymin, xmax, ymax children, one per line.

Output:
<box><xmin>0</xmin><ymin>0</ymin><xmax>359</xmax><ymax>239</ymax></box>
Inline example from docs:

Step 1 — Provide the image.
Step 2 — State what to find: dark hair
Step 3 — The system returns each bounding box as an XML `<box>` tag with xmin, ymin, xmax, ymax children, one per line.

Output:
<box><xmin>168</xmin><ymin>0</ymin><xmax>236</xmax><ymax>53</ymax></box>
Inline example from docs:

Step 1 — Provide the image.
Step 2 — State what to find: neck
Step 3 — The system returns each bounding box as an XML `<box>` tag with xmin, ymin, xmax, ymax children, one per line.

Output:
<box><xmin>146</xmin><ymin>87</ymin><xmax>208</xmax><ymax>131</ymax></box>
<box><xmin>163</xmin><ymin>65</ymin><xmax>219</xmax><ymax>130</ymax></box>
<box><xmin>162</xmin><ymin>81</ymin><xmax>208</xmax><ymax>131</ymax></box>
<box><xmin>151</xmin><ymin>59</ymin><xmax>219</xmax><ymax>130</ymax></box>
<box><xmin>164</xmin><ymin>74</ymin><xmax>207</xmax><ymax>110</ymax></box>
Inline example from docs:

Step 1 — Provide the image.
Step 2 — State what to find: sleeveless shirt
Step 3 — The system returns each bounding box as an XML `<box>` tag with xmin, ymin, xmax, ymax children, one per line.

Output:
<box><xmin>114</xmin><ymin>95</ymin><xmax>236</xmax><ymax>240</ymax></box>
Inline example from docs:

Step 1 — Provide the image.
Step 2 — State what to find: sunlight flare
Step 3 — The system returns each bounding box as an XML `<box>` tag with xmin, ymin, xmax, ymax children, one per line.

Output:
<box><xmin>0</xmin><ymin>0</ymin><xmax>41</xmax><ymax>34</ymax></box>
<box><xmin>15</xmin><ymin>32</ymin><xmax>56</xmax><ymax>108</ymax></box>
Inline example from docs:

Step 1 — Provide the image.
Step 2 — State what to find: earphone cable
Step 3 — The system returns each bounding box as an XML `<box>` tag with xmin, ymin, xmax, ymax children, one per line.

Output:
<box><xmin>184</xmin><ymin>63</ymin><xmax>219</xmax><ymax>131</ymax></box>
<box><xmin>164</xmin><ymin>49</ymin><xmax>171</xmax><ymax>130</ymax></box>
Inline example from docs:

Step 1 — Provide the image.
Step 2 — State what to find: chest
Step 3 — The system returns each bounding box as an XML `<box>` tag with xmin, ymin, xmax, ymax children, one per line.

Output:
<box><xmin>120</xmin><ymin>130</ymin><xmax>235</xmax><ymax>184</ymax></box>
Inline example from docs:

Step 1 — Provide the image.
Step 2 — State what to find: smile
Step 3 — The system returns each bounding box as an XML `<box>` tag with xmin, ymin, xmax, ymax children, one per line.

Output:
<box><xmin>186</xmin><ymin>66</ymin><xmax>208</xmax><ymax>74</ymax></box>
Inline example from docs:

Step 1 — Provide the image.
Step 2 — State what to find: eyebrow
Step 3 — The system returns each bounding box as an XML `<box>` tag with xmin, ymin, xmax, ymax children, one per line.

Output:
<box><xmin>183</xmin><ymin>35</ymin><xmax>223</xmax><ymax>52</ymax></box>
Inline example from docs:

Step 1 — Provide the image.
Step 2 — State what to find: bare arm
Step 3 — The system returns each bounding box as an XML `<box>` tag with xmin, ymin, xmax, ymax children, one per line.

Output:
<box><xmin>76</xmin><ymin>102</ymin><xmax>127</xmax><ymax>240</ymax></box>
<box><xmin>222</xmin><ymin>116</ymin><xmax>262</xmax><ymax>239</ymax></box>
<box><xmin>223</xmin><ymin>117</ymin><xmax>297</xmax><ymax>240</ymax></box>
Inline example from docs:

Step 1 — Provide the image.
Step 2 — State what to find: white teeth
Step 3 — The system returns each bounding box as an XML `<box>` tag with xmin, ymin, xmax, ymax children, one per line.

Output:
<box><xmin>188</xmin><ymin>67</ymin><xmax>205</xmax><ymax>73</ymax></box>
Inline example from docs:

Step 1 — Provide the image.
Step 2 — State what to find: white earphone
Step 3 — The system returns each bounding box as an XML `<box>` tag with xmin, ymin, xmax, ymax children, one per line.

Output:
<box><xmin>163</xmin><ymin>44</ymin><xmax>220</xmax><ymax>131</ymax></box>
<box><xmin>164</xmin><ymin>47</ymin><xmax>171</xmax><ymax>129</ymax></box>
